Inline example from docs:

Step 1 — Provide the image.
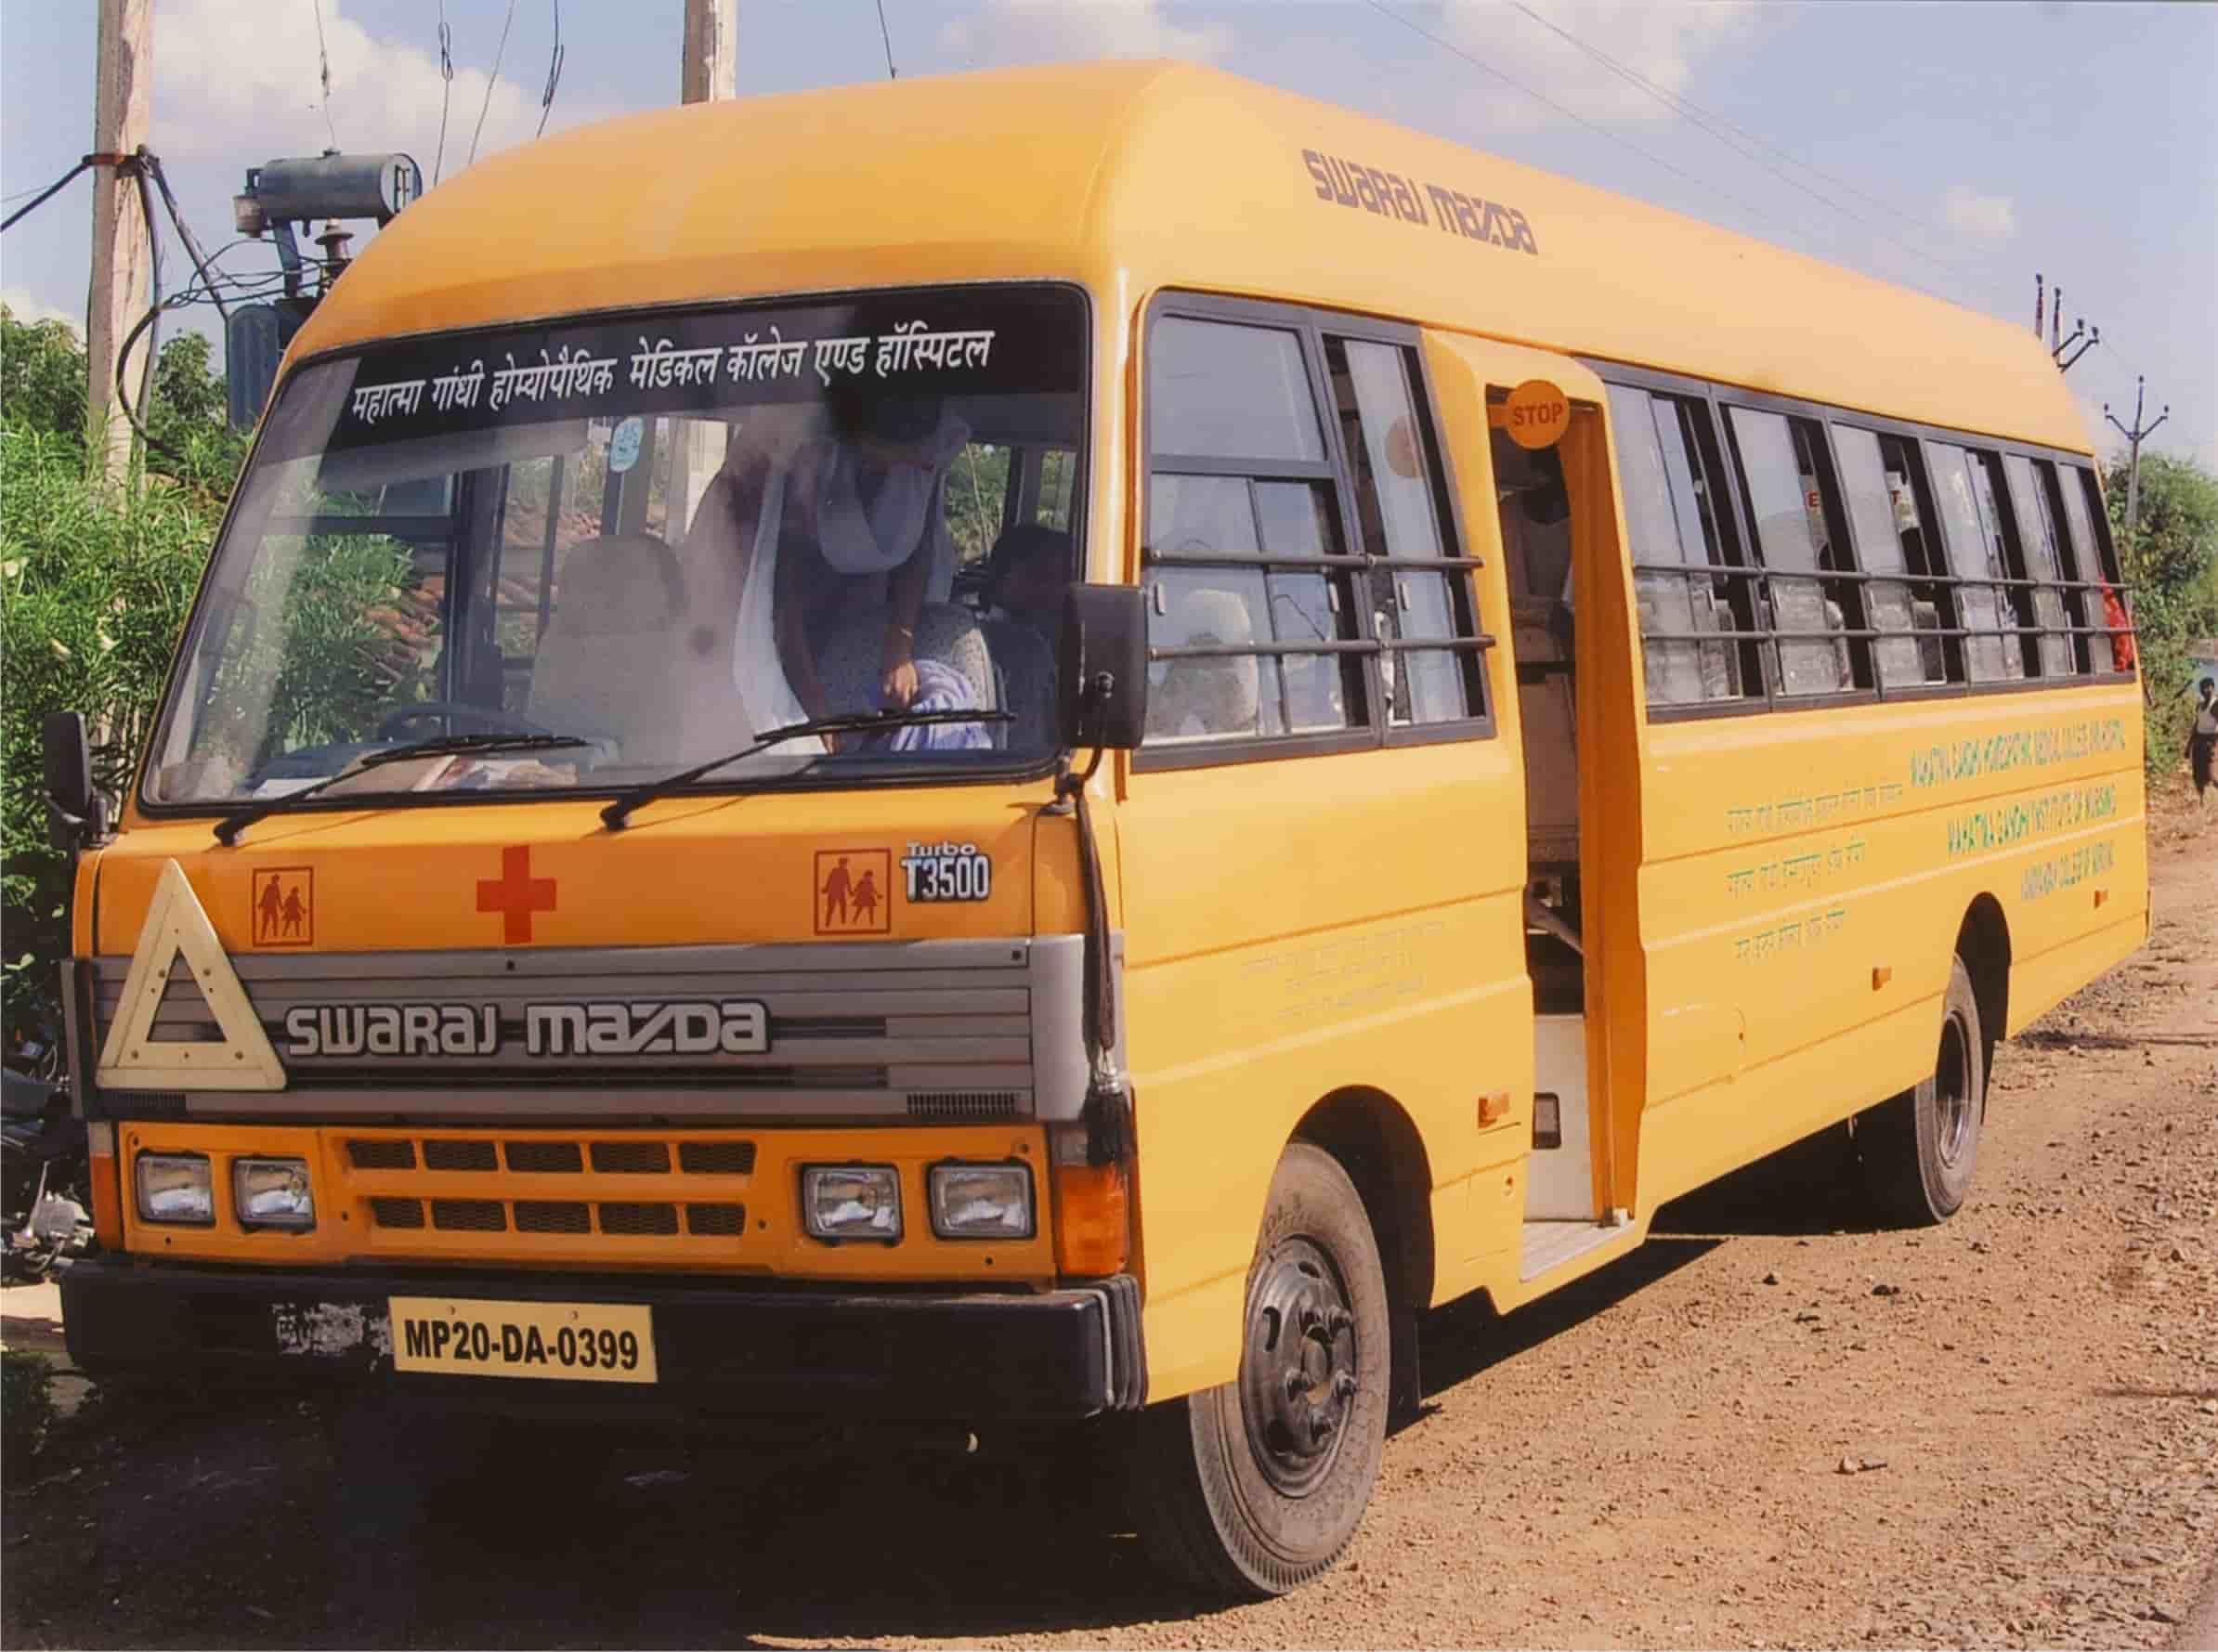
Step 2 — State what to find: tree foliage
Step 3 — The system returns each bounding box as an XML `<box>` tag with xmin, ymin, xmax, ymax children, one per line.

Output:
<box><xmin>1</xmin><ymin>306</ymin><xmax>238</xmax><ymax>1029</ymax></box>
<box><xmin>2104</xmin><ymin>449</ymin><xmax>2218</xmax><ymax>777</ymax></box>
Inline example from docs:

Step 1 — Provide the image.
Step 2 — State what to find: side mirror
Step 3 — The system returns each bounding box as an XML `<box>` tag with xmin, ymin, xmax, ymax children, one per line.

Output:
<box><xmin>1059</xmin><ymin>584</ymin><xmax>1149</xmax><ymax>751</ymax></box>
<box><xmin>43</xmin><ymin>712</ymin><xmax>108</xmax><ymax>851</ymax></box>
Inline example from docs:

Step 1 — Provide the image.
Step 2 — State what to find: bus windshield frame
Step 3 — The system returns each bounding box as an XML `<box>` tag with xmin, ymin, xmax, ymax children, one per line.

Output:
<box><xmin>137</xmin><ymin>281</ymin><xmax>1090</xmax><ymax>820</ymax></box>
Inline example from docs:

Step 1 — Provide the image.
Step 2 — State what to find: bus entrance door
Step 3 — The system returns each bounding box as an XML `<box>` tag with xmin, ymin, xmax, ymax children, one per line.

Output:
<box><xmin>1494</xmin><ymin>421</ymin><xmax>1597</xmax><ymax>1232</ymax></box>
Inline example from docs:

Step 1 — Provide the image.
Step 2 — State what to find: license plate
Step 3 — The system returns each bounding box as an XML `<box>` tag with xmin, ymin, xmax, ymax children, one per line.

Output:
<box><xmin>388</xmin><ymin>1296</ymin><xmax>657</xmax><ymax>1384</ymax></box>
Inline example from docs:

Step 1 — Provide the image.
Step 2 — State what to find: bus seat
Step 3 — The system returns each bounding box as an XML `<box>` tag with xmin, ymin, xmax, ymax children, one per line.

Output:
<box><xmin>526</xmin><ymin>533</ymin><xmax>691</xmax><ymax>766</ymax></box>
<box><xmin>1148</xmin><ymin>587</ymin><xmax>1259</xmax><ymax>740</ymax></box>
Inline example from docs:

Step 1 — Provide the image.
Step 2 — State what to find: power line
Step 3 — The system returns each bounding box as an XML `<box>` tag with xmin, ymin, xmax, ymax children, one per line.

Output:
<box><xmin>1501</xmin><ymin>1</ymin><xmax>1978</xmax><ymax>293</ymax></box>
<box><xmin>433</xmin><ymin>3</ymin><xmax>455</xmax><ymax>185</ymax></box>
<box><xmin>1359</xmin><ymin>1</ymin><xmax>1804</xmax><ymax>246</ymax></box>
<box><xmin>0</xmin><ymin>157</ymin><xmax>96</xmax><ymax>235</ymax></box>
<box><xmin>311</xmin><ymin>0</ymin><xmax>338</xmax><ymax>150</ymax></box>
<box><xmin>467</xmin><ymin>0</ymin><xmax>519</xmax><ymax>170</ymax></box>
<box><xmin>874</xmin><ymin>0</ymin><xmax>898</xmax><ymax>80</ymax></box>
<box><xmin>536</xmin><ymin>0</ymin><xmax>565</xmax><ymax>137</ymax></box>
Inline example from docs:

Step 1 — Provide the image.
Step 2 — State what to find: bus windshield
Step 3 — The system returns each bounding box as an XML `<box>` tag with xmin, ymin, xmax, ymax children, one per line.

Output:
<box><xmin>145</xmin><ymin>284</ymin><xmax>1085</xmax><ymax>809</ymax></box>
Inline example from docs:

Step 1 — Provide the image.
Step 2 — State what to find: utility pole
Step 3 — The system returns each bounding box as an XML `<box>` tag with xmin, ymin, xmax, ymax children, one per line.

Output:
<box><xmin>682</xmin><ymin>0</ymin><xmax>737</xmax><ymax>105</ymax></box>
<box><xmin>675</xmin><ymin>0</ymin><xmax>737</xmax><ymax>531</ymax></box>
<box><xmin>2104</xmin><ymin>377</ymin><xmax>2171</xmax><ymax>548</ymax></box>
<box><xmin>86</xmin><ymin>0</ymin><xmax>152</xmax><ymax>487</ymax></box>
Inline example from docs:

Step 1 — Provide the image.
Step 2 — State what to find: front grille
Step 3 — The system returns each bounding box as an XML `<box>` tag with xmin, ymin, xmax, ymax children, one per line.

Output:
<box><xmin>515</xmin><ymin>1201</ymin><xmax>592</xmax><ymax>1234</ymax></box>
<box><xmin>677</xmin><ymin>1140</ymin><xmax>756</xmax><ymax>1176</ymax></box>
<box><xmin>908</xmin><ymin>1089</ymin><xmax>1024</xmax><ymax>1122</ymax></box>
<box><xmin>431</xmin><ymin>1199</ymin><xmax>506</xmax><ymax>1232</ymax></box>
<box><xmin>342</xmin><ymin>1132</ymin><xmax>760</xmax><ymax>1255</ymax></box>
<box><xmin>598</xmin><ymin>1202</ymin><xmax>678</xmax><ymax>1236</ymax></box>
<box><xmin>590</xmin><ymin>1141</ymin><xmax>671</xmax><ymax>1175</ymax></box>
<box><xmin>348</xmin><ymin>1139</ymin><xmax>417</xmax><ymax>1170</ymax></box>
<box><xmin>503</xmin><ymin>1140</ymin><xmax>583</xmax><ymax>1174</ymax></box>
<box><xmin>424</xmin><ymin>1138</ymin><xmax>498</xmax><ymax>1171</ymax></box>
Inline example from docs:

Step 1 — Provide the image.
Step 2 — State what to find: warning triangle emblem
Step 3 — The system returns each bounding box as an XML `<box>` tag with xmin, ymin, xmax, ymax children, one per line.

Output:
<box><xmin>97</xmin><ymin>860</ymin><xmax>285</xmax><ymax>1091</ymax></box>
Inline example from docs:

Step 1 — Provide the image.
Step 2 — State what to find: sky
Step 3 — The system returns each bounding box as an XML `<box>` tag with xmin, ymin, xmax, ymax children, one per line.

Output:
<box><xmin>3</xmin><ymin>0</ymin><xmax>2213</xmax><ymax>466</ymax></box>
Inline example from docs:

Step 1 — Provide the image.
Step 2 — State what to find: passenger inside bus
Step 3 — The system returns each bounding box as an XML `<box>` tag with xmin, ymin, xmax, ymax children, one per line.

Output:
<box><xmin>978</xmin><ymin>523</ymin><xmax>1068</xmax><ymax>752</ymax></box>
<box><xmin>681</xmin><ymin>397</ymin><xmax>998</xmax><ymax>755</ymax></box>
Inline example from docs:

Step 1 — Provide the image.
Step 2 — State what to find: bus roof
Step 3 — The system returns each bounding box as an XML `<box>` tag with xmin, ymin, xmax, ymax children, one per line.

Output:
<box><xmin>295</xmin><ymin>59</ymin><xmax>2093</xmax><ymax>456</ymax></box>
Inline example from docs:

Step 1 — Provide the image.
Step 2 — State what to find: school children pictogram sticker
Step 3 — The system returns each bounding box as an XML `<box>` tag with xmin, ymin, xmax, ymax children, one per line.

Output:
<box><xmin>815</xmin><ymin>850</ymin><xmax>891</xmax><ymax>936</ymax></box>
<box><xmin>250</xmin><ymin>866</ymin><xmax>314</xmax><ymax>947</ymax></box>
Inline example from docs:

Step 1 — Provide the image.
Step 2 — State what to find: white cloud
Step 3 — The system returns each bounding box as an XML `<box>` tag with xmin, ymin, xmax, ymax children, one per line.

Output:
<box><xmin>1438</xmin><ymin>0</ymin><xmax>1764</xmax><ymax>132</ymax></box>
<box><xmin>941</xmin><ymin>0</ymin><xmax>1232</xmax><ymax>66</ymax></box>
<box><xmin>1</xmin><ymin>287</ymin><xmax>79</xmax><ymax>332</ymax></box>
<box><xmin>155</xmin><ymin>0</ymin><xmax>612</xmax><ymax>183</ymax></box>
<box><xmin>1939</xmin><ymin>183</ymin><xmax>2016</xmax><ymax>247</ymax></box>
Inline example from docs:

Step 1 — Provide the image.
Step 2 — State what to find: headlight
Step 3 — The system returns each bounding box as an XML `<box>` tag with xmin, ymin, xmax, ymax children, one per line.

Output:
<box><xmin>233</xmin><ymin>1157</ymin><xmax>316</xmax><ymax>1230</ymax></box>
<box><xmin>800</xmin><ymin>1164</ymin><xmax>901</xmax><ymax>1242</ymax></box>
<box><xmin>928</xmin><ymin>1163</ymin><xmax>1035</xmax><ymax>1240</ymax></box>
<box><xmin>135</xmin><ymin>1153</ymin><xmax>215</xmax><ymax>1227</ymax></box>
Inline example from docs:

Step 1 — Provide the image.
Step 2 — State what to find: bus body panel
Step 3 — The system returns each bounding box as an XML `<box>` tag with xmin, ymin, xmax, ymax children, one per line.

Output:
<box><xmin>1119</xmin><ymin>746</ymin><xmax>1531</xmax><ymax>1398</ymax></box>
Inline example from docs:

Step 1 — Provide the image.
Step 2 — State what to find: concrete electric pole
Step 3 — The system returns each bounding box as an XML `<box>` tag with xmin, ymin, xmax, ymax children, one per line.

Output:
<box><xmin>86</xmin><ymin>0</ymin><xmax>153</xmax><ymax>487</ymax></box>
<box><xmin>682</xmin><ymin>0</ymin><xmax>737</xmax><ymax>105</ymax></box>
<box><xmin>676</xmin><ymin>0</ymin><xmax>738</xmax><ymax>531</ymax></box>
<box><xmin>2104</xmin><ymin>376</ymin><xmax>2171</xmax><ymax>548</ymax></box>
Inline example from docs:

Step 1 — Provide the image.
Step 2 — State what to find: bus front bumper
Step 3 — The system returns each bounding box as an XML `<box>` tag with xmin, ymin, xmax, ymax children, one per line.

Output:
<box><xmin>60</xmin><ymin>1257</ymin><xmax>1146</xmax><ymax>1422</ymax></box>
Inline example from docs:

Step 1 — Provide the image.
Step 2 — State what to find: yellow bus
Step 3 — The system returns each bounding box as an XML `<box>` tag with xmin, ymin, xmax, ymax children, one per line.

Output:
<box><xmin>50</xmin><ymin>60</ymin><xmax>2146</xmax><ymax>1596</ymax></box>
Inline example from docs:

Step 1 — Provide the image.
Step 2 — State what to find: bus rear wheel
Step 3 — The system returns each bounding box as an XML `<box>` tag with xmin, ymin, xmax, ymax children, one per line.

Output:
<box><xmin>1858</xmin><ymin>955</ymin><xmax>1985</xmax><ymax>1225</ymax></box>
<box><xmin>1131</xmin><ymin>1141</ymin><xmax>1390</xmax><ymax>1598</ymax></box>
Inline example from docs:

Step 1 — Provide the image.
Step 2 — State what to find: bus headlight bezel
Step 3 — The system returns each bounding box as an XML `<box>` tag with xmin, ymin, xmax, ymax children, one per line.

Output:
<box><xmin>799</xmin><ymin>1164</ymin><xmax>903</xmax><ymax>1244</ymax></box>
<box><xmin>232</xmin><ymin>1156</ymin><xmax>317</xmax><ymax>1230</ymax></box>
<box><xmin>134</xmin><ymin>1153</ymin><xmax>215</xmax><ymax>1227</ymax></box>
<box><xmin>927</xmin><ymin>1161</ymin><xmax>1035</xmax><ymax>1240</ymax></box>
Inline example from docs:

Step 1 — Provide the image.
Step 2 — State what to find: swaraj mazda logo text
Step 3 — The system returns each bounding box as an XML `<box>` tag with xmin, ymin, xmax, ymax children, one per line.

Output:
<box><xmin>281</xmin><ymin>1000</ymin><xmax>769</xmax><ymax>1060</ymax></box>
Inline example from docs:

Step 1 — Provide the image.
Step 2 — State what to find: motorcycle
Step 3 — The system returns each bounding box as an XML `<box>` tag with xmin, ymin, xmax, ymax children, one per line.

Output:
<box><xmin>3</xmin><ymin>1009</ymin><xmax>91</xmax><ymax>1281</ymax></box>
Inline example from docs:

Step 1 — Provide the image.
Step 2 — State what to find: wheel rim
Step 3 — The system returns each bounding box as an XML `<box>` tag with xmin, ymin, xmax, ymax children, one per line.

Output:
<box><xmin>1238</xmin><ymin>1236</ymin><xmax>1360</xmax><ymax>1498</ymax></box>
<box><xmin>1934</xmin><ymin>1010</ymin><xmax>1974</xmax><ymax>1168</ymax></box>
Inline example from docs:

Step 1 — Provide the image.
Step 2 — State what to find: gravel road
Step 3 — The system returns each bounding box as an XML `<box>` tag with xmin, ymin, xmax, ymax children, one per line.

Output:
<box><xmin>5</xmin><ymin>793</ymin><xmax>2212</xmax><ymax>1650</ymax></box>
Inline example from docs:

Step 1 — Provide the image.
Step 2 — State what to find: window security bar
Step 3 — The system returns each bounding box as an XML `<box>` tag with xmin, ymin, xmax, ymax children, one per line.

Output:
<box><xmin>1628</xmin><ymin>561</ymin><xmax>2134</xmax><ymax>597</ymax></box>
<box><xmin>1142</xmin><ymin>549</ymin><xmax>1489</xmax><ymax>572</ymax></box>
<box><xmin>1149</xmin><ymin>634</ymin><xmax>1497</xmax><ymax>661</ymax></box>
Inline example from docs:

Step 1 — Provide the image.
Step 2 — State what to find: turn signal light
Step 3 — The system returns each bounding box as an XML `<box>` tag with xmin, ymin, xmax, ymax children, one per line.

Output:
<box><xmin>86</xmin><ymin>1121</ymin><xmax>123</xmax><ymax>1250</ymax></box>
<box><xmin>1052</xmin><ymin>1162</ymin><xmax>1129</xmax><ymax>1277</ymax></box>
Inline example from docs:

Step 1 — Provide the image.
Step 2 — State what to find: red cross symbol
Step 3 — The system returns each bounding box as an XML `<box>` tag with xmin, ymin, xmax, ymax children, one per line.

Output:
<box><xmin>476</xmin><ymin>845</ymin><xmax>556</xmax><ymax>944</ymax></box>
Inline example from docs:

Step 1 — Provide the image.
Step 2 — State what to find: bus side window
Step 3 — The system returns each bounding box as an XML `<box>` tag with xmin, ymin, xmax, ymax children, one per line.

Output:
<box><xmin>1831</xmin><ymin>425</ymin><xmax>1934</xmax><ymax>690</ymax></box>
<box><xmin>1873</xmin><ymin>434</ymin><xmax>1962</xmax><ymax>684</ymax></box>
<box><xmin>2055</xmin><ymin>462</ymin><xmax>2134</xmax><ymax>673</ymax></box>
<box><xmin>1144</xmin><ymin>315</ymin><xmax>1364</xmax><ymax>746</ymax></box>
<box><xmin>1926</xmin><ymin>443</ymin><xmax>2023</xmax><ymax>684</ymax></box>
<box><xmin>1724</xmin><ymin>406</ymin><xmax>1857</xmax><ymax>698</ymax></box>
<box><xmin>1607</xmin><ymin>383</ymin><xmax>1744</xmax><ymax>709</ymax></box>
<box><xmin>2001</xmin><ymin>453</ymin><xmax>2079</xmax><ymax>679</ymax></box>
<box><xmin>1324</xmin><ymin>334</ymin><xmax>1485</xmax><ymax>728</ymax></box>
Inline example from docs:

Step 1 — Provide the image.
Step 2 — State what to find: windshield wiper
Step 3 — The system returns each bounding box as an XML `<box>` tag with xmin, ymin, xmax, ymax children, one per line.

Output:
<box><xmin>213</xmin><ymin>733</ymin><xmax>591</xmax><ymax>846</ymax></box>
<box><xmin>600</xmin><ymin>707</ymin><xmax>1014</xmax><ymax>832</ymax></box>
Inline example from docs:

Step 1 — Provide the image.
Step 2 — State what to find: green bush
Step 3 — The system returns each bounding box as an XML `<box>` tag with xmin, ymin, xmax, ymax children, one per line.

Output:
<box><xmin>2</xmin><ymin>1349</ymin><xmax>59</xmax><ymax>1475</ymax></box>
<box><xmin>1</xmin><ymin>306</ymin><xmax>234</xmax><ymax>1031</ymax></box>
<box><xmin>2107</xmin><ymin>451</ymin><xmax>2218</xmax><ymax>781</ymax></box>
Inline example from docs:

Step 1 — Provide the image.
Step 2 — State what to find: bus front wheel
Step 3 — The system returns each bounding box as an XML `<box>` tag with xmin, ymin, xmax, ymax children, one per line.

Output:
<box><xmin>1859</xmin><ymin>955</ymin><xmax>1985</xmax><ymax>1225</ymax></box>
<box><xmin>1131</xmin><ymin>1141</ymin><xmax>1390</xmax><ymax>1598</ymax></box>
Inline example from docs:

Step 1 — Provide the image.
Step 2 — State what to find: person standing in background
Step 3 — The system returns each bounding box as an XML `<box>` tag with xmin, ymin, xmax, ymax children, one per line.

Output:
<box><xmin>2187</xmin><ymin>675</ymin><xmax>2217</xmax><ymax>823</ymax></box>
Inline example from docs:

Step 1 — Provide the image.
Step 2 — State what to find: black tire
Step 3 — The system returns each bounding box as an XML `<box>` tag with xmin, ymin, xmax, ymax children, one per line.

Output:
<box><xmin>1858</xmin><ymin>955</ymin><xmax>1985</xmax><ymax>1225</ymax></box>
<box><xmin>1129</xmin><ymin>1141</ymin><xmax>1391</xmax><ymax>1598</ymax></box>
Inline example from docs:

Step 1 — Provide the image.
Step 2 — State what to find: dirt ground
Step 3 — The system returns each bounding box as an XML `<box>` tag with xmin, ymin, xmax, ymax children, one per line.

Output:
<box><xmin>4</xmin><ymin>786</ymin><xmax>2212</xmax><ymax>1651</ymax></box>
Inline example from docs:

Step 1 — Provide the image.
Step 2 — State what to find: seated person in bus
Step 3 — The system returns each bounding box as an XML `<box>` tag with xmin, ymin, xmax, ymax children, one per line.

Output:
<box><xmin>681</xmin><ymin>396</ymin><xmax>993</xmax><ymax>754</ymax></box>
<box><xmin>978</xmin><ymin>523</ymin><xmax>1068</xmax><ymax>750</ymax></box>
